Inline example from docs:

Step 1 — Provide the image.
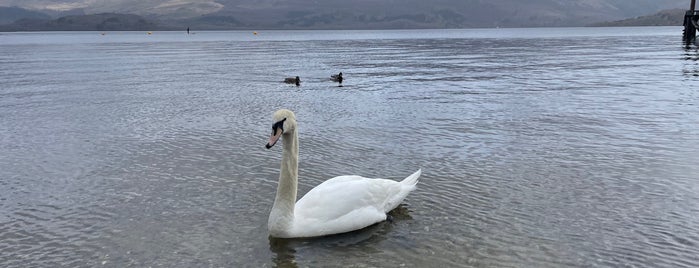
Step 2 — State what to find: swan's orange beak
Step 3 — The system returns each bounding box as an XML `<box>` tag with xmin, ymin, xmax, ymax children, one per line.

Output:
<box><xmin>266</xmin><ymin>127</ymin><xmax>283</xmax><ymax>149</ymax></box>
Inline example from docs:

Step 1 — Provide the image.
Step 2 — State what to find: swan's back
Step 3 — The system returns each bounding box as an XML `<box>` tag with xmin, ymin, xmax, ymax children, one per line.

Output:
<box><xmin>290</xmin><ymin>169</ymin><xmax>421</xmax><ymax>237</ymax></box>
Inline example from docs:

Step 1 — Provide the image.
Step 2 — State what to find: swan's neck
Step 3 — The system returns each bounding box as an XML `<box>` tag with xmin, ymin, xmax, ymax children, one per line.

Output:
<box><xmin>268</xmin><ymin>130</ymin><xmax>298</xmax><ymax>236</ymax></box>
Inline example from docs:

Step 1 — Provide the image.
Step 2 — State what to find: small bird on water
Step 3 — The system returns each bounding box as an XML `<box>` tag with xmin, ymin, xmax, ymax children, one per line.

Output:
<box><xmin>330</xmin><ymin>72</ymin><xmax>343</xmax><ymax>87</ymax></box>
<box><xmin>331</xmin><ymin>72</ymin><xmax>343</xmax><ymax>87</ymax></box>
<box><xmin>284</xmin><ymin>76</ymin><xmax>300</xmax><ymax>86</ymax></box>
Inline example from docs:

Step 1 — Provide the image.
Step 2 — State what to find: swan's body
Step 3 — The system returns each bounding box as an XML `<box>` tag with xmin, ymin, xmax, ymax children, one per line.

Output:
<box><xmin>265</xmin><ymin>109</ymin><xmax>420</xmax><ymax>238</ymax></box>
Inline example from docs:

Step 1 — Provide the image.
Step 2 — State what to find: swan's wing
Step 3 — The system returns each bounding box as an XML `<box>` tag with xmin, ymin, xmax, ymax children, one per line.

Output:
<box><xmin>292</xmin><ymin>176</ymin><xmax>401</xmax><ymax>236</ymax></box>
<box><xmin>314</xmin><ymin>175</ymin><xmax>364</xmax><ymax>185</ymax></box>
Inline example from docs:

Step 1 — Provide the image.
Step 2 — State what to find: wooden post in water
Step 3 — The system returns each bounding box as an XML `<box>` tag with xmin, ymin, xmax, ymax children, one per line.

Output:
<box><xmin>685</xmin><ymin>0</ymin><xmax>698</xmax><ymax>43</ymax></box>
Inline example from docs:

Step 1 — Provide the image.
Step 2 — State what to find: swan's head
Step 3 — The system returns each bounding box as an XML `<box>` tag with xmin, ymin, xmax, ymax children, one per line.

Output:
<box><xmin>265</xmin><ymin>109</ymin><xmax>297</xmax><ymax>149</ymax></box>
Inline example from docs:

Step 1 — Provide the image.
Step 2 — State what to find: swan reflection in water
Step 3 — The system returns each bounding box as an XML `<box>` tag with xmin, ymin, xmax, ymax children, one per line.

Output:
<box><xmin>268</xmin><ymin>205</ymin><xmax>413</xmax><ymax>267</ymax></box>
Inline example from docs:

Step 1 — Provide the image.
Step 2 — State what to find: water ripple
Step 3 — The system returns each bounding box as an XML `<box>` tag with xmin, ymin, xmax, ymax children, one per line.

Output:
<box><xmin>1</xmin><ymin>28</ymin><xmax>698</xmax><ymax>267</ymax></box>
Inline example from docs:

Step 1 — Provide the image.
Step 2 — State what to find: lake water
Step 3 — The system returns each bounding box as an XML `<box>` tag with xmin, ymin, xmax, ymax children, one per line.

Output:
<box><xmin>1</xmin><ymin>27</ymin><xmax>698</xmax><ymax>267</ymax></box>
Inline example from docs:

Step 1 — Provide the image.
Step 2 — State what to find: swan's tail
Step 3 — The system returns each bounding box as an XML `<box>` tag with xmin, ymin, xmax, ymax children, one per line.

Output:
<box><xmin>384</xmin><ymin>169</ymin><xmax>421</xmax><ymax>212</ymax></box>
<box><xmin>400</xmin><ymin>169</ymin><xmax>421</xmax><ymax>187</ymax></box>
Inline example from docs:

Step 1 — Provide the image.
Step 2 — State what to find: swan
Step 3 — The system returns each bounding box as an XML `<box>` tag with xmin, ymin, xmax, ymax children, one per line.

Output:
<box><xmin>265</xmin><ymin>109</ymin><xmax>421</xmax><ymax>238</ymax></box>
<box><xmin>284</xmin><ymin>76</ymin><xmax>300</xmax><ymax>86</ymax></box>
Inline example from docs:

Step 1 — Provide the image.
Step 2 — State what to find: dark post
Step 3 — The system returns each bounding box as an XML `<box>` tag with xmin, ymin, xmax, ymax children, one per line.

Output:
<box><xmin>684</xmin><ymin>0</ymin><xmax>698</xmax><ymax>43</ymax></box>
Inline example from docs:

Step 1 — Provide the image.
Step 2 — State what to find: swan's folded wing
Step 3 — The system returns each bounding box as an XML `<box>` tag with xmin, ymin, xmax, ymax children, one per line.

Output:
<box><xmin>292</xmin><ymin>177</ymin><xmax>400</xmax><ymax>236</ymax></box>
<box><xmin>291</xmin><ymin>206</ymin><xmax>386</xmax><ymax>237</ymax></box>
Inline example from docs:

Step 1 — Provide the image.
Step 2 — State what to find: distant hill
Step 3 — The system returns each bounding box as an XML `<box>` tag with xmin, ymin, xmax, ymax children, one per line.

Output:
<box><xmin>0</xmin><ymin>13</ymin><xmax>158</xmax><ymax>31</ymax></box>
<box><xmin>0</xmin><ymin>0</ymin><xmax>691</xmax><ymax>30</ymax></box>
<box><xmin>590</xmin><ymin>9</ymin><xmax>685</xmax><ymax>26</ymax></box>
<box><xmin>0</xmin><ymin>6</ymin><xmax>50</xmax><ymax>24</ymax></box>
<box><xmin>183</xmin><ymin>0</ymin><xmax>689</xmax><ymax>29</ymax></box>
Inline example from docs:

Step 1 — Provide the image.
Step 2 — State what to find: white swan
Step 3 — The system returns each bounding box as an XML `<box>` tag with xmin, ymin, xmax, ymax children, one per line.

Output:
<box><xmin>265</xmin><ymin>109</ymin><xmax>421</xmax><ymax>238</ymax></box>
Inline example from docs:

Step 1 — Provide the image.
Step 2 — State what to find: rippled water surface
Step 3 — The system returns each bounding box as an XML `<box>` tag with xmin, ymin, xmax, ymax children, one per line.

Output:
<box><xmin>1</xmin><ymin>27</ymin><xmax>699</xmax><ymax>267</ymax></box>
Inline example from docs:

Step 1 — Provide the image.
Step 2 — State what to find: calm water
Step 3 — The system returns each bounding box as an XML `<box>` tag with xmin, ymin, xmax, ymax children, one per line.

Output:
<box><xmin>1</xmin><ymin>27</ymin><xmax>698</xmax><ymax>267</ymax></box>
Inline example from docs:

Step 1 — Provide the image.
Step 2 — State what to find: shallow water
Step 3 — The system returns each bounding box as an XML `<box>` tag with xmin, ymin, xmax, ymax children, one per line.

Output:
<box><xmin>1</xmin><ymin>27</ymin><xmax>698</xmax><ymax>267</ymax></box>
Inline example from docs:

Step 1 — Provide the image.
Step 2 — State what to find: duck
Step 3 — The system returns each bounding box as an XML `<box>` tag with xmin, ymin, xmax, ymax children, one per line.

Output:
<box><xmin>330</xmin><ymin>72</ymin><xmax>343</xmax><ymax>84</ymax></box>
<box><xmin>265</xmin><ymin>109</ymin><xmax>421</xmax><ymax>238</ymax></box>
<box><xmin>284</xmin><ymin>76</ymin><xmax>300</xmax><ymax>86</ymax></box>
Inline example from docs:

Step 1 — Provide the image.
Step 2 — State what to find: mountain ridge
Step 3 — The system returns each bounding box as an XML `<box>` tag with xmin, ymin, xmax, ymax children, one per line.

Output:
<box><xmin>0</xmin><ymin>12</ymin><xmax>159</xmax><ymax>31</ymax></box>
<box><xmin>590</xmin><ymin>9</ymin><xmax>686</xmax><ymax>27</ymax></box>
<box><xmin>0</xmin><ymin>0</ymin><xmax>692</xmax><ymax>31</ymax></box>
